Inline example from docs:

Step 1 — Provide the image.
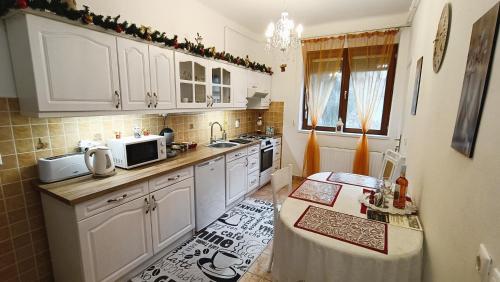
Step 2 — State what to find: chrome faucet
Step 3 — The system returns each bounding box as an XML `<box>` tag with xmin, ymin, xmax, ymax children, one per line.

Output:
<box><xmin>210</xmin><ymin>122</ymin><xmax>223</xmax><ymax>144</ymax></box>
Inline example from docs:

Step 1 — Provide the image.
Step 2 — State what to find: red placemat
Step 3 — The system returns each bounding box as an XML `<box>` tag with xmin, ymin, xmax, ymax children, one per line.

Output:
<box><xmin>289</xmin><ymin>179</ymin><xmax>342</xmax><ymax>207</ymax></box>
<box><xmin>327</xmin><ymin>172</ymin><xmax>383</xmax><ymax>190</ymax></box>
<box><xmin>294</xmin><ymin>206</ymin><xmax>388</xmax><ymax>254</ymax></box>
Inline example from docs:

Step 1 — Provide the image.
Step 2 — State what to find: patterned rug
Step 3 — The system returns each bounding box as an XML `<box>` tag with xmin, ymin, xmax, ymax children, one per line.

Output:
<box><xmin>294</xmin><ymin>205</ymin><xmax>388</xmax><ymax>254</ymax></box>
<box><xmin>132</xmin><ymin>198</ymin><xmax>274</xmax><ymax>282</ymax></box>
<box><xmin>289</xmin><ymin>179</ymin><xmax>342</xmax><ymax>206</ymax></box>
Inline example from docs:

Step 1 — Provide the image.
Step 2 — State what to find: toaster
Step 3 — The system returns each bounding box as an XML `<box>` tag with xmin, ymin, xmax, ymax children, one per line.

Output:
<box><xmin>38</xmin><ymin>153</ymin><xmax>90</xmax><ymax>183</ymax></box>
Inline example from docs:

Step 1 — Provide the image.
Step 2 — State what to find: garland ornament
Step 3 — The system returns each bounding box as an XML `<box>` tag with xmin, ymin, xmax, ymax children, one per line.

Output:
<box><xmin>1</xmin><ymin>0</ymin><xmax>273</xmax><ymax>74</ymax></box>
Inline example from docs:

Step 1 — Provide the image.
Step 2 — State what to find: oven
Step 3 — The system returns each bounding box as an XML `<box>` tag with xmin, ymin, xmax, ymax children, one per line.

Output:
<box><xmin>260</xmin><ymin>141</ymin><xmax>274</xmax><ymax>173</ymax></box>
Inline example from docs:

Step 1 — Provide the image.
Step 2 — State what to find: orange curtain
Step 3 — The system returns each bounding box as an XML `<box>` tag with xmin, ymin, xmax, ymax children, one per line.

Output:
<box><xmin>302</xmin><ymin>36</ymin><xmax>346</xmax><ymax>177</ymax></box>
<box><xmin>348</xmin><ymin>30</ymin><xmax>398</xmax><ymax>175</ymax></box>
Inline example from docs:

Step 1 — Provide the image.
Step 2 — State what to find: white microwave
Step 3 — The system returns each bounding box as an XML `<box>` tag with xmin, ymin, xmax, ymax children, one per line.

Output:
<box><xmin>107</xmin><ymin>135</ymin><xmax>167</xmax><ymax>169</ymax></box>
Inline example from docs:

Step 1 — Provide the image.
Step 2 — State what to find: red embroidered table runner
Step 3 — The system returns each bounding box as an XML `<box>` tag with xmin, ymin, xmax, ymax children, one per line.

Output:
<box><xmin>294</xmin><ymin>205</ymin><xmax>388</xmax><ymax>254</ymax></box>
<box><xmin>289</xmin><ymin>179</ymin><xmax>342</xmax><ymax>207</ymax></box>
<box><xmin>327</xmin><ymin>172</ymin><xmax>383</xmax><ymax>190</ymax></box>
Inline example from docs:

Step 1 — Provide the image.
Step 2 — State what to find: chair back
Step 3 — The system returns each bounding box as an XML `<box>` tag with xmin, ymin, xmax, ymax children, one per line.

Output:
<box><xmin>270</xmin><ymin>164</ymin><xmax>293</xmax><ymax>219</ymax></box>
<box><xmin>379</xmin><ymin>149</ymin><xmax>405</xmax><ymax>182</ymax></box>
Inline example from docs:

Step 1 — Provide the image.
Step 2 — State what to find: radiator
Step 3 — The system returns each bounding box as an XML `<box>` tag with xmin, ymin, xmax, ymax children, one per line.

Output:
<box><xmin>319</xmin><ymin>147</ymin><xmax>383</xmax><ymax>177</ymax></box>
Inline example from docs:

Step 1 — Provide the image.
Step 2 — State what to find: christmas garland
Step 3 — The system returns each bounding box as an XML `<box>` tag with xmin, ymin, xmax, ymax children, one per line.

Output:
<box><xmin>1</xmin><ymin>0</ymin><xmax>273</xmax><ymax>74</ymax></box>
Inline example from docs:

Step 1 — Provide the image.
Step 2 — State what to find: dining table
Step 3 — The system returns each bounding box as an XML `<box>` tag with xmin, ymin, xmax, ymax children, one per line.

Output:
<box><xmin>272</xmin><ymin>172</ymin><xmax>423</xmax><ymax>282</ymax></box>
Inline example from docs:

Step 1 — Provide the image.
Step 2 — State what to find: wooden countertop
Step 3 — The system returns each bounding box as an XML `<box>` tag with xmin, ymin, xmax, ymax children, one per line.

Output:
<box><xmin>35</xmin><ymin>141</ymin><xmax>261</xmax><ymax>206</ymax></box>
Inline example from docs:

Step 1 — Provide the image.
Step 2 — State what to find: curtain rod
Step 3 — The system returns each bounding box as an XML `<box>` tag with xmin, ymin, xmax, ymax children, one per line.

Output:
<box><xmin>301</xmin><ymin>24</ymin><xmax>411</xmax><ymax>40</ymax></box>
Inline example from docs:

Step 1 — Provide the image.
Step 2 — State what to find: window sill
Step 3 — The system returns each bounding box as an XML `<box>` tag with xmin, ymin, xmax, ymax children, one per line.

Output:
<box><xmin>297</xmin><ymin>129</ymin><xmax>391</xmax><ymax>140</ymax></box>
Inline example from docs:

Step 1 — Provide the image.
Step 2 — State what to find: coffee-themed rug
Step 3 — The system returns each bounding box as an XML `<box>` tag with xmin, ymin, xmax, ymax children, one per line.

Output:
<box><xmin>132</xmin><ymin>198</ymin><xmax>274</xmax><ymax>282</ymax></box>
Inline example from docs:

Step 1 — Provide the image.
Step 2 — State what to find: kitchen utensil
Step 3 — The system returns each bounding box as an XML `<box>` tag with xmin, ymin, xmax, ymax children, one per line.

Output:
<box><xmin>160</xmin><ymin>127</ymin><xmax>174</xmax><ymax>145</ymax></box>
<box><xmin>84</xmin><ymin>146</ymin><xmax>116</xmax><ymax>177</ymax></box>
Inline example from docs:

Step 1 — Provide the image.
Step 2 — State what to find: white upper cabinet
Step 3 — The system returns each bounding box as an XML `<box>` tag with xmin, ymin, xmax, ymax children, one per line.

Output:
<box><xmin>6</xmin><ymin>14</ymin><xmax>122</xmax><ymax>113</ymax></box>
<box><xmin>149</xmin><ymin>45</ymin><xmax>176</xmax><ymax>110</ymax></box>
<box><xmin>175</xmin><ymin>52</ymin><xmax>210</xmax><ymax>108</ymax></box>
<box><xmin>117</xmin><ymin>37</ymin><xmax>152</xmax><ymax>110</ymax></box>
<box><xmin>232</xmin><ymin>66</ymin><xmax>247</xmax><ymax>108</ymax></box>
<box><xmin>210</xmin><ymin>61</ymin><xmax>233</xmax><ymax>108</ymax></box>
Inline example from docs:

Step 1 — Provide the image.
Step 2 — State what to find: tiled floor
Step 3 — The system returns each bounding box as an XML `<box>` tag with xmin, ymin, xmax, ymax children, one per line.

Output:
<box><xmin>241</xmin><ymin>177</ymin><xmax>303</xmax><ymax>282</ymax></box>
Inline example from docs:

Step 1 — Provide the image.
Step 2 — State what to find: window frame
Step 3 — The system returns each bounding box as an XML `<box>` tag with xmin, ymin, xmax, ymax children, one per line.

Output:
<box><xmin>302</xmin><ymin>44</ymin><xmax>399</xmax><ymax>136</ymax></box>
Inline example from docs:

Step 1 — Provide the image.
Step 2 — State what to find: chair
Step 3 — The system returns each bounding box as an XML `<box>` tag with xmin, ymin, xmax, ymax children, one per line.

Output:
<box><xmin>267</xmin><ymin>164</ymin><xmax>293</xmax><ymax>272</ymax></box>
<box><xmin>378</xmin><ymin>149</ymin><xmax>406</xmax><ymax>182</ymax></box>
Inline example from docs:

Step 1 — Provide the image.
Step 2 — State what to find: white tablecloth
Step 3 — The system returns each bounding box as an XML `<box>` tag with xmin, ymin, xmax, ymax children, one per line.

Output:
<box><xmin>273</xmin><ymin>172</ymin><xmax>423</xmax><ymax>282</ymax></box>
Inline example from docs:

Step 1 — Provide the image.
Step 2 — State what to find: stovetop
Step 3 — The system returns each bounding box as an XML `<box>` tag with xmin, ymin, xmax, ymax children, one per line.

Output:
<box><xmin>232</xmin><ymin>134</ymin><xmax>278</xmax><ymax>147</ymax></box>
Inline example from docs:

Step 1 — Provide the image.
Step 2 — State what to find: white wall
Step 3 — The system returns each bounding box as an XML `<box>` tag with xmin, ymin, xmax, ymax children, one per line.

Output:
<box><xmin>272</xmin><ymin>13</ymin><xmax>412</xmax><ymax>176</ymax></box>
<box><xmin>401</xmin><ymin>0</ymin><xmax>500</xmax><ymax>281</ymax></box>
<box><xmin>0</xmin><ymin>0</ymin><xmax>270</xmax><ymax>98</ymax></box>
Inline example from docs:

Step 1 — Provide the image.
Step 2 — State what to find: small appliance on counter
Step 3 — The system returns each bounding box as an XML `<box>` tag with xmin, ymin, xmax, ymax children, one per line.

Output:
<box><xmin>84</xmin><ymin>146</ymin><xmax>116</xmax><ymax>177</ymax></box>
<box><xmin>107</xmin><ymin>135</ymin><xmax>167</xmax><ymax>169</ymax></box>
<box><xmin>159</xmin><ymin>127</ymin><xmax>174</xmax><ymax>145</ymax></box>
<box><xmin>38</xmin><ymin>153</ymin><xmax>91</xmax><ymax>183</ymax></box>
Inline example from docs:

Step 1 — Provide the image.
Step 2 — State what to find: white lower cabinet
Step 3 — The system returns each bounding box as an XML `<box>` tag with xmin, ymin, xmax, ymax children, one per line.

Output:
<box><xmin>78</xmin><ymin>196</ymin><xmax>153</xmax><ymax>282</ymax></box>
<box><xmin>226</xmin><ymin>156</ymin><xmax>248</xmax><ymax>206</ymax></box>
<box><xmin>41</xmin><ymin>168</ymin><xmax>195</xmax><ymax>282</ymax></box>
<box><xmin>151</xmin><ymin>178</ymin><xmax>195</xmax><ymax>252</ymax></box>
<box><xmin>248</xmin><ymin>171</ymin><xmax>260</xmax><ymax>193</ymax></box>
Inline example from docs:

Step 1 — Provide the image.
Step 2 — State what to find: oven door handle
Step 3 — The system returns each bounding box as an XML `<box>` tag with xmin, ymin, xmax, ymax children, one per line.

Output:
<box><xmin>263</xmin><ymin>148</ymin><xmax>273</xmax><ymax>152</ymax></box>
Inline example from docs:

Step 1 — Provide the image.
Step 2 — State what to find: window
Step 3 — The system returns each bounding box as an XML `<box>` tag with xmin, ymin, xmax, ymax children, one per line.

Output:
<box><xmin>302</xmin><ymin>45</ymin><xmax>398</xmax><ymax>135</ymax></box>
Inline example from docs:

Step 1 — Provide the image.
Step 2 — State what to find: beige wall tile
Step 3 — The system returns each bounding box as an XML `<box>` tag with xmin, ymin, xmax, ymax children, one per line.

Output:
<box><xmin>17</xmin><ymin>153</ymin><xmax>36</xmax><ymax>168</ymax></box>
<box><xmin>0</xmin><ymin>141</ymin><xmax>15</xmax><ymax>155</ymax></box>
<box><xmin>0</xmin><ymin>126</ymin><xmax>13</xmax><ymax>141</ymax></box>
<box><xmin>48</xmin><ymin>123</ymin><xmax>64</xmax><ymax>136</ymax></box>
<box><xmin>14</xmin><ymin>139</ymin><xmax>34</xmax><ymax>153</ymax></box>
<box><xmin>9</xmin><ymin>112</ymin><xmax>29</xmax><ymax>126</ymax></box>
<box><xmin>31</xmin><ymin>125</ymin><xmax>49</xmax><ymax>137</ymax></box>
<box><xmin>13</xmin><ymin>126</ymin><xmax>32</xmax><ymax>139</ymax></box>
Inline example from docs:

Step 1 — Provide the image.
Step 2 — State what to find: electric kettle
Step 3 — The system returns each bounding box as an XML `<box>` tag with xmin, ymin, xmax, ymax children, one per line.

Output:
<box><xmin>84</xmin><ymin>146</ymin><xmax>116</xmax><ymax>177</ymax></box>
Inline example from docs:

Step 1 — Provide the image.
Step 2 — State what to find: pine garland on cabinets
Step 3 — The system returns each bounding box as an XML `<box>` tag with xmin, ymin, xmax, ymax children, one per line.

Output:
<box><xmin>2</xmin><ymin>0</ymin><xmax>273</xmax><ymax>74</ymax></box>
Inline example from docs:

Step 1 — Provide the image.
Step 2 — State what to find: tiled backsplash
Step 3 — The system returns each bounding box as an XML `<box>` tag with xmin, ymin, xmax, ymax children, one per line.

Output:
<box><xmin>0</xmin><ymin>98</ymin><xmax>283</xmax><ymax>281</ymax></box>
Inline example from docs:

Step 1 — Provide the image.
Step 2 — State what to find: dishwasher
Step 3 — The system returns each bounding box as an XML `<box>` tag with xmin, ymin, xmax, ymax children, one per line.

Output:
<box><xmin>194</xmin><ymin>156</ymin><xmax>225</xmax><ymax>231</ymax></box>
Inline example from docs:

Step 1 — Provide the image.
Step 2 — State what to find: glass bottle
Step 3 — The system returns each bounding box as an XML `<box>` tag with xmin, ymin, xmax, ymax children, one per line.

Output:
<box><xmin>336</xmin><ymin>118</ymin><xmax>344</xmax><ymax>132</ymax></box>
<box><xmin>393</xmin><ymin>165</ymin><xmax>408</xmax><ymax>209</ymax></box>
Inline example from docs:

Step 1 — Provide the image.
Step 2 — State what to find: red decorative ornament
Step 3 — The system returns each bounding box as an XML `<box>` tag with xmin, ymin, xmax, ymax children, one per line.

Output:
<box><xmin>115</xmin><ymin>25</ymin><xmax>123</xmax><ymax>33</ymax></box>
<box><xmin>16</xmin><ymin>0</ymin><xmax>28</xmax><ymax>9</ymax></box>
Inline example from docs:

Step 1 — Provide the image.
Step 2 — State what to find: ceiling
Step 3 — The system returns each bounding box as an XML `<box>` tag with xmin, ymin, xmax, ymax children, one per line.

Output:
<box><xmin>202</xmin><ymin>0</ymin><xmax>413</xmax><ymax>34</ymax></box>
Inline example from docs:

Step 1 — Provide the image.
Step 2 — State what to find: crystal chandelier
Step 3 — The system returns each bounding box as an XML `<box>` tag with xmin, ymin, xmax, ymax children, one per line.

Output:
<box><xmin>265</xmin><ymin>12</ymin><xmax>303</xmax><ymax>57</ymax></box>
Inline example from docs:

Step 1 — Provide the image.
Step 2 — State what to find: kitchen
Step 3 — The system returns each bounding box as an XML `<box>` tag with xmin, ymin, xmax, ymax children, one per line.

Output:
<box><xmin>0</xmin><ymin>1</ymin><xmax>284</xmax><ymax>281</ymax></box>
<box><xmin>3</xmin><ymin>0</ymin><xmax>500</xmax><ymax>282</ymax></box>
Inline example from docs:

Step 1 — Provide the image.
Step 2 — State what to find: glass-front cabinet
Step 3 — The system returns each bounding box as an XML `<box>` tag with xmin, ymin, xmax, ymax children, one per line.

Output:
<box><xmin>210</xmin><ymin>62</ymin><xmax>233</xmax><ymax>108</ymax></box>
<box><xmin>175</xmin><ymin>52</ymin><xmax>210</xmax><ymax>108</ymax></box>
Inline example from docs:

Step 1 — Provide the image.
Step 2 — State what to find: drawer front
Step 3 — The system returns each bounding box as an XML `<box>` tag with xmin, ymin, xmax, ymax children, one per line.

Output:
<box><xmin>247</xmin><ymin>144</ymin><xmax>260</xmax><ymax>155</ymax></box>
<box><xmin>149</xmin><ymin>166</ymin><xmax>194</xmax><ymax>192</ymax></box>
<box><xmin>75</xmin><ymin>181</ymin><xmax>149</xmax><ymax>221</ymax></box>
<box><xmin>274</xmin><ymin>146</ymin><xmax>281</xmax><ymax>161</ymax></box>
<box><xmin>247</xmin><ymin>153</ymin><xmax>260</xmax><ymax>174</ymax></box>
<box><xmin>274</xmin><ymin>159</ymin><xmax>281</xmax><ymax>172</ymax></box>
<box><xmin>274</xmin><ymin>138</ymin><xmax>282</xmax><ymax>146</ymax></box>
<box><xmin>226</xmin><ymin>148</ymin><xmax>247</xmax><ymax>162</ymax></box>
<box><xmin>247</xmin><ymin>171</ymin><xmax>260</xmax><ymax>192</ymax></box>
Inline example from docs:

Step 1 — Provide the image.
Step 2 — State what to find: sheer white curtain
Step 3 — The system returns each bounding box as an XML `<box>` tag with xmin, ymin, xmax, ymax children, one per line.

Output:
<box><xmin>348</xmin><ymin>30</ymin><xmax>398</xmax><ymax>175</ymax></box>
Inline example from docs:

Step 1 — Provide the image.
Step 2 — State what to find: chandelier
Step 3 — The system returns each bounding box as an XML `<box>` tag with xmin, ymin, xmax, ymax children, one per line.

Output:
<box><xmin>265</xmin><ymin>12</ymin><xmax>303</xmax><ymax>56</ymax></box>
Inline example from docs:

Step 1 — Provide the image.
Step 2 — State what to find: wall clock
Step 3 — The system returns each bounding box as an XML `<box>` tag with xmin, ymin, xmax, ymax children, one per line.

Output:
<box><xmin>433</xmin><ymin>3</ymin><xmax>451</xmax><ymax>73</ymax></box>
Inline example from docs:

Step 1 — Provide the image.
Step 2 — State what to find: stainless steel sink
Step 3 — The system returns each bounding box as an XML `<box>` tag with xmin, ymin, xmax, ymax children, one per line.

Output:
<box><xmin>207</xmin><ymin>142</ymin><xmax>239</xmax><ymax>148</ymax></box>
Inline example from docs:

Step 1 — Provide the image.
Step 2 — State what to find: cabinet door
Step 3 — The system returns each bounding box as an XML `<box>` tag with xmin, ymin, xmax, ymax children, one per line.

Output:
<box><xmin>226</xmin><ymin>157</ymin><xmax>248</xmax><ymax>206</ymax></box>
<box><xmin>24</xmin><ymin>15</ymin><xmax>121</xmax><ymax>111</ymax></box>
<box><xmin>210</xmin><ymin>63</ymin><xmax>232</xmax><ymax>108</ymax></box>
<box><xmin>232</xmin><ymin>66</ymin><xmax>247</xmax><ymax>108</ymax></box>
<box><xmin>117</xmin><ymin>37</ymin><xmax>152</xmax><ymax>110</ymax></box>
<box><xmin>175</xmin><ymin>52</ymin><xmax>208</xmax><ymax>108</ymax></box>
<box><xmin>149</xmin><ymin>45</ymin><xmax>176</xmax><ymax>109</ymax></box>
<box><xmin>78</xmin><ymin>197</ymin><xmax>152</xmax><ymax>282</ymax></box>
<box><xmin>151</xmin><ymin>177</ymin><xmax>195</xmax><ymax>253</ymax></box>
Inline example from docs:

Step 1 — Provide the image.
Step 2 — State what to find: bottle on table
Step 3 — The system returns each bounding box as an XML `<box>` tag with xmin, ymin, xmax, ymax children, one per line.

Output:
<box><xmin>393</xmin><ymin>165</ymin><xmax>408</xmax><ymax>209</ymax></box>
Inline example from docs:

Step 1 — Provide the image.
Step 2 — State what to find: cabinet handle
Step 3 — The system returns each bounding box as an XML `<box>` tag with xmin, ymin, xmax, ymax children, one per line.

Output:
<box><xmin>167</xmin><ymin>175</ymin><xmax>181</xmax><ymax>181</ymax></box>
<box><xmin>151</xmin><ymin>195</ymin><xmax>157</xmax><ymax>211</ymax></box>
<box><xmin>153</xmin><ymin>93</ymin><xmax>158</xmax><ymax>108</ymax></box>
<box><xmin>114</xmin><ymin>91</ymin><xmax>121</xmax><ymax>109</ymax></box>
<box><xmin>147</xmin><ymin>92</ymin><xmax>152</xmax><ymax>108</ymax></box>
<box><xmin>144</xmin><ymin>198</ymin><xmax>150</xmax><ymax>214</ymax></box>
<box><xmin>107</xmin><ymin>194</ymin><xmax>127</xmax><ymax>203</ymax></box>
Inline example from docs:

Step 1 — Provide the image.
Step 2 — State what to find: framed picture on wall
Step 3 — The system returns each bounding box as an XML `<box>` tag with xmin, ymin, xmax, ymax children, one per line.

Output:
<box><xmin>411</xmin><ymin>57</ymin><xmax>423</xmax><ymax>115</ymax></box>
<box><xmin>451</xmin><ymin>2</ymin><xmax>500</xmax><ymax>157</ymax></box>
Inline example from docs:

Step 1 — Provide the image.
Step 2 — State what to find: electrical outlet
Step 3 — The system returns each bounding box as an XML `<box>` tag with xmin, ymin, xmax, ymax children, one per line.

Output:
<box><xmin>477</xmin><ymin>244</ymin><xmax>492</xmax><ymax>282</ymax></box>
<box><xmin>235</xmin><ymin>119</ymin><xmax>240</xmax><ymax>128</ymax></box>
